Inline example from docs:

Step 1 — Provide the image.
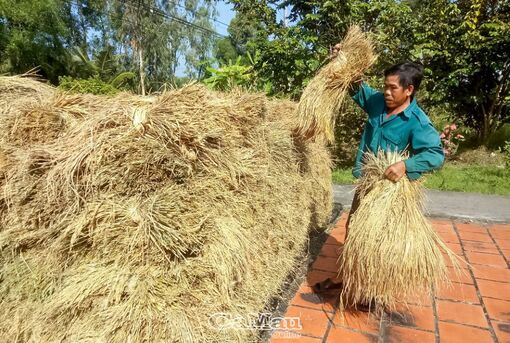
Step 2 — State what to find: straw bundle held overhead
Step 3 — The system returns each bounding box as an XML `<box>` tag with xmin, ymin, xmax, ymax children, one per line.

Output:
<box><xmin>296</xmin><ymin>25</ymin><xmax>377</xmax><ymax>143</ymax></box>
<box><xmin>0</xmin><ymin>77</ymin><xmax>333</xmax><ymax>342</ymax></box>
<box><xmin>339</xmin><ymin>151</ymin><xmax>462</xmax><ymax>311</ymax></box>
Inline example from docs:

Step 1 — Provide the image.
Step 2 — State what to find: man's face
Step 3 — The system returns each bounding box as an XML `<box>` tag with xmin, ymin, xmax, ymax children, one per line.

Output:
<box><xmin>384</xmin><ymin>74</ymin><xmax>413</xmax><ymax>110</ymax></box>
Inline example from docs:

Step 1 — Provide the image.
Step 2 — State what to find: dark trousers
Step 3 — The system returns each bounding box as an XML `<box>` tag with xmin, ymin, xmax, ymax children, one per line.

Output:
<box><xmin>345</xmin><ymin>190</ymin><xmax>362</xmax><ymax>241</ymax></box>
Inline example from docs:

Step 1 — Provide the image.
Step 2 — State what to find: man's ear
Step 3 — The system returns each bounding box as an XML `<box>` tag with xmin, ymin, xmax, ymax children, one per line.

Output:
<box><xmin>405</xmin><ymin>85</ymin><xmax>414</xmax><ymax>97</ymax></box>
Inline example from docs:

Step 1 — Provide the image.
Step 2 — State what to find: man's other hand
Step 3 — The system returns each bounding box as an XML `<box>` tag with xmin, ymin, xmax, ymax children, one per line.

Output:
<box><xmin>384</xmin><ymin>161</ymin><xmax>406</xmax><ymax>182</ymax></box>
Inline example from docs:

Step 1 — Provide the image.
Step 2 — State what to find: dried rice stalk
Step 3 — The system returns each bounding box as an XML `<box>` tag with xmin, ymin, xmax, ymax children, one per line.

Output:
<box><xmin>339</xmin><ymin>150</ymin><xmax>463</xmax><ymax>312</ymax></box>
<box><xmin>0</xmin><ymin>74</ymin><xmax>52</xmax><ymax>102</ymax></box>
<box><xmin>295</xmin><ymin>25</ymin><xmax>377</xmax><ymax>143</ymax></box>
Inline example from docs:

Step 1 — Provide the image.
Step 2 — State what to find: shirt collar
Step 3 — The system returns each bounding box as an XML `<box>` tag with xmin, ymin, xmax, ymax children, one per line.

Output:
<box><xmin>402</xmin><ymin>97</ymin><xmax>417</xmax><ymax>118</ymax></box>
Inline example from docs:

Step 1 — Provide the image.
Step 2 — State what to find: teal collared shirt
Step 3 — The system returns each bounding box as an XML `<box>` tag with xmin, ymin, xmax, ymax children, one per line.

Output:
<box><xmin>352</xmin><ymin>83</ymin><xmax>444</xmax><ymax>180</ymax></box>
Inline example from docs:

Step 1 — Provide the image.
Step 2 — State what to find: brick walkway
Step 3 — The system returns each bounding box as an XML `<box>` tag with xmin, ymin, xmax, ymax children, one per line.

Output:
<box><xmin>269</xmin><ymin>213</ymin><xmax>510</xmax><ymax>342</ymax></box>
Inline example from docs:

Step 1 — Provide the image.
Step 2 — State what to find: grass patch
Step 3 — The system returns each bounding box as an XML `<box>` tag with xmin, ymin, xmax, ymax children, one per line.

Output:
<box><xmin>333</xmin><ymin>164</ymin><xmax>510</xmax><ymax>196</ymax></box>
<box><xmin>424</xmin><ymin>164</ymin><xmax>510</xmax><ymax>195</ymax></box>
<box><xmin>332</xmin><ymin>169</ymin><xmax>356</xmax><ymax>184</ymax></box>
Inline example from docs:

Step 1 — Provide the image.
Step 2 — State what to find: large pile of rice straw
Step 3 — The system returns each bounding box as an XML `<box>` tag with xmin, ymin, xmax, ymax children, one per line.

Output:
<box><xmin>0</xmin><ymin>76</ymin><xmax>333</xmax><ymax>342</ymax></box>
<box><xmin>295</xmin><ymin>25</ymin><xmax>377</xmax><ymax>143</ymax></box>
<box><xmin>339</xmin><ymin>151</ymin><xmax>462</xmax><ymax>311</ymax></box>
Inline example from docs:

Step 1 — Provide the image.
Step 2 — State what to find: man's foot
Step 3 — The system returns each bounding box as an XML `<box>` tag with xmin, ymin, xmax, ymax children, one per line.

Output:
<box><xmin>311</xmin><ymin>278</ymin><xmax>343</xmax><ymax>293</ymax></box>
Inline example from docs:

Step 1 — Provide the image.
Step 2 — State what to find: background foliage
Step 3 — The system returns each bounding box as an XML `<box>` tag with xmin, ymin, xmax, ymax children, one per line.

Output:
<box><xmin>225</xmin><ymin>0</ymin><xmax>510</xmax><ymax>151</ymax></box>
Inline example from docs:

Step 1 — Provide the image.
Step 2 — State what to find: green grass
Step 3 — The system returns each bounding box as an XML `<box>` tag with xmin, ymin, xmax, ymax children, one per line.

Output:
<box><xmin>332</xmin><ymin>169</ymin><xmax>356</xmax><ymax>184</ymax></box>
<box><xmin>332</xmin><ymin>164</ymin><xmax>510</xmax><ymax>196</ymax></box>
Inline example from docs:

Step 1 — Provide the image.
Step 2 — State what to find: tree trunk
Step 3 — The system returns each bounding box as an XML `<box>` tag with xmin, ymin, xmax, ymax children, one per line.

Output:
<box><xmin>138</xmin><ymin>46</ymin><xmax>146</xmax><ymax>96</ymax></box>
<box><xmin>480</xmin><ymin>104</ymin><xmax>490</xmax><ymax>144</ymax></box>
<box><xmin>480</xmin><ymin>100</ymin><xmax>508</xmax><ymax>145</ymax></box>
<box><xmin>480</xmin><ymin>58</ymin><xmax>510</xmax><ymax>144</ymax></box>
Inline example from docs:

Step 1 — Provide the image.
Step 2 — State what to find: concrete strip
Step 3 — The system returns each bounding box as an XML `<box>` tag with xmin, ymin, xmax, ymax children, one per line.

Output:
<box><xmin>333</xmin><ymin>185</ymin><xmax>510</xmax><ymax>223</ymax></box>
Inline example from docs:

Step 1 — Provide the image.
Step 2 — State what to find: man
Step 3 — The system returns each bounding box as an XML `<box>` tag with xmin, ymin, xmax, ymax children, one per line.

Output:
<box><xmin>313</xmin><ymin>61</ymin><xmax>445</xmax><ymax>296</ymax></box>
<box><xmin>346</xmin><ymin>62</ymin><xmax>445</xmax><ymax>232</ymax></box>
<box><xmin>352</xmin><ymin>63</ymin><xmax>444</xmax><ymax>180</ymax></box>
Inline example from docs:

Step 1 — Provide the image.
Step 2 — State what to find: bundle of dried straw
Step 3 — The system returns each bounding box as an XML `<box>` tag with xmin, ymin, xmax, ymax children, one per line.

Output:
<box><xmin>295</xmin><ymin>25</ymin><xmax>377</xmax><ymax>143</ymax></box>
<box><xmin>339</xmin><ymin>151</ymin><xmax>462</xmax><ymax>311</ymax></box>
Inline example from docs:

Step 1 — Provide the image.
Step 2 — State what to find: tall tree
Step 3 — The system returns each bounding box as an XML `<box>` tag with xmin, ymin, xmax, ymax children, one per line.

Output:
<box><xmin>0</xmin><ymin>0</ymin><xmax>219</xmax><ymax>91</ymax></box>
<box><xmin>182</xmin><ymin>1</ymin><xmax>217</xmax><ymax>79</ymax></box>
<box><xmin>0</xmin><ymin>0</ymin><xmax>89</xmax><ymax>82</ymax></box>
<box><xmin>214</xmin><ymin>37</ymin><xmax>238</xmax><ymax>65</ymax></box>
<box><xmin>227</xmin><ymin>10</ymin><xmax>260</xmax><ymax>56</ymax></box>
<box><xmin>212</xmin><ymin>10</ymin><xmax>261</xmax><ymax>66</ymax></box>
<box><xmin>410</xmin><ymin>0</ymin><xmax>510</xmax><ymax>142</ymax></box>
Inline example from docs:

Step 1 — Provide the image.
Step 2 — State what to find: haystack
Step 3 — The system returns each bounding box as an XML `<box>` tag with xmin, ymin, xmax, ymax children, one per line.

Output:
<box><xmin>295</xmin><ymin>26</ymin><xmax>377</xmax><ymax>143</ymax></box>
<box><xmin>0</xmin><ymin>77</ymin><xmax>333</xmax><ymax>342</ymax></box>
<box><xmin>339</xmin><ymin>151</ymin><xmax>462</xmax><ymax>311</ymax></box>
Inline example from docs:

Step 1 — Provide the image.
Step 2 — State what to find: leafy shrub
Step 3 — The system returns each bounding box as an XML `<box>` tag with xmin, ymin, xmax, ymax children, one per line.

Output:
<box><xmin>487</xmin><ymin>124</ymin><xmax>510</xmax><ymax>150</ymax></box>
<box><xmin>203</xmin><ymin>58</ymin><xmax>254</xmax><ymax>91</ymax></box>
<box><xmin>501</xmin><ymin>141</ymin><xmax>510</xmax><ymax>168</ymax></box>
<box><xmin>58</xmin><ymin>76</ymin><xmax>119</xmax><ymax>95</ymax></box>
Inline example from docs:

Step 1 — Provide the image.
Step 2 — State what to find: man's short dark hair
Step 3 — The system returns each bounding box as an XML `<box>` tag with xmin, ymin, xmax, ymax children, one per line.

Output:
<box><xmin>384</xmin><ymin>62</ymin><xmax>424</xmax><ymax>95</ymax></box>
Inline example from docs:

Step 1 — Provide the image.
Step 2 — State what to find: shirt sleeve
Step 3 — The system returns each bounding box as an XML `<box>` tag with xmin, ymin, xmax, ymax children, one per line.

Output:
<box><xmin>404</xmin><ymin>122</ymin><xmax>445</xmax><ymax>180</ymax></box>
<box><xmin>352</xmin><ymin>82</ymin><xmax>380</xmax><ymax>113</ymax></box>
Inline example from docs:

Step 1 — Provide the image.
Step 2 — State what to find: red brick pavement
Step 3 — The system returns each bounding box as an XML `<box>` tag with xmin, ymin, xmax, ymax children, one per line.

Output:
<box><xmin>270</xmin><ymin>214</ymin><xmax>510</xmax><ymax>342</ymax></box>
